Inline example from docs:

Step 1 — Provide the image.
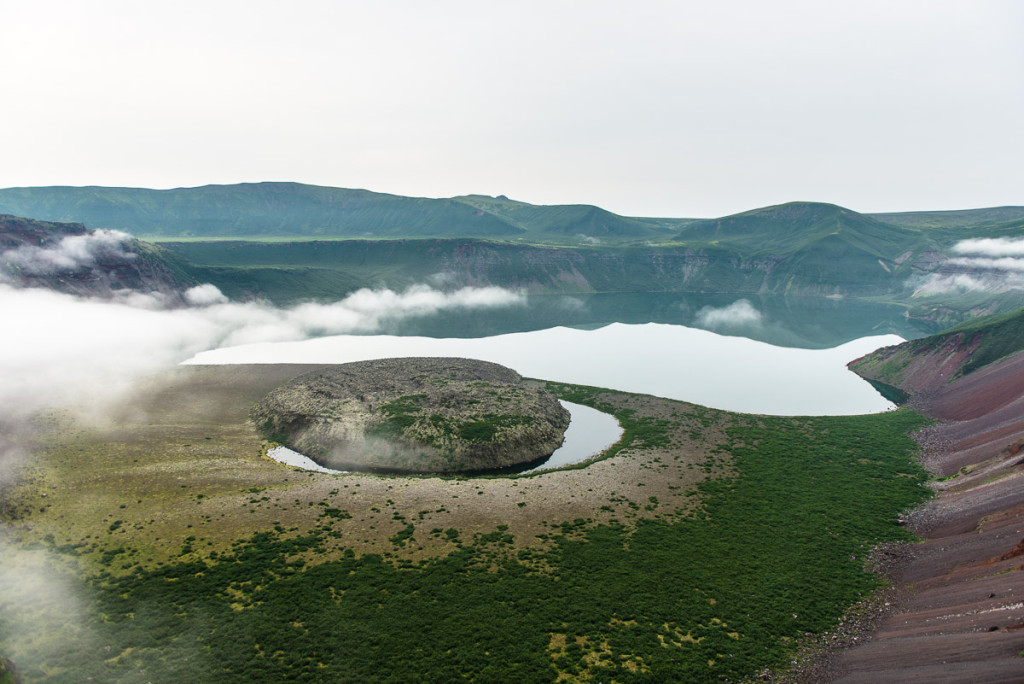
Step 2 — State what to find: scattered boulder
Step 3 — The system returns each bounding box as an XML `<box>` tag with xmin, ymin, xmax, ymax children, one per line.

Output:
<box><xmin>251</xmin><ymin>358</ymin><xmax>570</xmax><ymax>473</ymax></box>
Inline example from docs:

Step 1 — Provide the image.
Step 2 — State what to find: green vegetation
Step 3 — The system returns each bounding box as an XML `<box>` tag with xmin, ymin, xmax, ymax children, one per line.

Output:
<box><xmin>3</xmin><ymin>382</ymin><xmax>930</xmax><ymax>682</ymax></box>
<box><xmin>948</xmin><ymin>305</ymin><xmax>1024</xmax><ymax>375</ymax></box>
<box><xmin>0</xmin><ymin>182</ymin><xmax>676</xmax><ymax>242</ymax></box>
<box><xmin>5</xmin><ymin>183</ymin><xmax>1024</xmax><ymax>337</ymax></box>
<box><xmin>0</xmin><ymin>657</ymin><xmax>19</xmax><ymax>684</ymax></box>
<box><xmin>367</xmin><ymin>394</ymin><xmax>428</xmax><ymax>437</ymax></box>
<box><xmin>852</xmin><ymin>304</ymin><xmax>1024</xmax><ymax>386</ymax></box>
<box><xmin>457</xmin><ymin>414</ymin><xmax>534</xmax><ymax>443</ymax></box>
<box><xmin>678</xmin><ymin>201</ymin><xmax>925</xmax><ymax>258</ymax></box>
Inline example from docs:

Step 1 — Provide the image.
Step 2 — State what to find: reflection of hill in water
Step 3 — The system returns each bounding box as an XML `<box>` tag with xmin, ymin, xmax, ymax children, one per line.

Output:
<box><xmin>379</xmin><ymin>292</ymin><xmax>920</xmax><ymax>349</ymax></box>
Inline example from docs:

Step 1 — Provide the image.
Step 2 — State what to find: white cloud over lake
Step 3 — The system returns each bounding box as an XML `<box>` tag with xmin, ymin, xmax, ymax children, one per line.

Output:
<box><xmin>952</xmin><ymin>237</ymin><xmax>1024</xmax><ymax>257</ymax></box>
<box><xmin>694</xmin><ymin>299</ymin><xmax>764</xmax><ymax>329</ymax></box>
<box><xmin>913</xmin><ymin>237</ymin><xmax>1024</xmax><ymax>294</ymax></box>
<box><xmin>0</xmin><ymin>283</ymin><xmax>524</xmax><ymax>424</ymax></box>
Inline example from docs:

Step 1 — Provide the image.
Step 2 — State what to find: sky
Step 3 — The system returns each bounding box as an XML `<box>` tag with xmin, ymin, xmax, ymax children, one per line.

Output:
<box><xmin>2</xmin><ymin>0</ymin><xmax>1022</xmax><ymax>217</ymax></box>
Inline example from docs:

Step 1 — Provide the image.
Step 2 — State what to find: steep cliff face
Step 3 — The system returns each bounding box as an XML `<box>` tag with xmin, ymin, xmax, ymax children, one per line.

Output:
<box><xmin>835</xmin><ymin>315</ymin><xmax>1024</xmax><ymax>681</ymax></box>
<box><xmin>251</xmin><ymin>358</ymin><xmax>570</xmax><ymax>474</ymax></box>
<box><xmin>0</xmin><ymin>214</ymin><xmax>191</xmax><ymax>301</ymax></box>
<box><xmin>168</xmin><ymin>237</ymin><xmax>932</xmax><ymax>305</ymax></box>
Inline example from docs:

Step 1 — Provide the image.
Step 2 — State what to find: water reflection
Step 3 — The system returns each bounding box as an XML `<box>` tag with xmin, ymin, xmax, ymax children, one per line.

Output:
<box><xmin>375</xmin><ymin>293</ymin><xmax>925</xmax><ymax>349</ymax></box>
<box><xmin>521</xmin><ymin>402</ymin><xmax>622</xmax><ymax>473</ymax></box>
<box><xmin>188</xmin><ymin>322</ymin><xmax>900</xmax><ymax>416</ymax></box>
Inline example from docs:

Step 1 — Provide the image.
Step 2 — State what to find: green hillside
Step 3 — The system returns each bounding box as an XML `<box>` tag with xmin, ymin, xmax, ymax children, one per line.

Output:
<box><xmin>6</xmin><ymin>183</ymin><xmax>1024</xmax><ymax>336</ymax></box>
<box><xmin>850</xmin><ymin>304</ymin><xmax>1024</xmax><ymax>390</ymax></box>
<box><xmin>0</xmin><ymin>183</ymin><xmax>525</xmax><ymax>239</ymax></box>
<box><xmin>163</xmin><ymin>235</ymin><xmax>920</xmax><ymax>305</ymax></box>
<box><xmin>947</xmin><ymin>305</ymin><xmax>1024</xmax><ymax>375</ymax></box>
<box><xmin>870</xmin><ymin>206</ymin><xmax>1024</xmax><ymax>230</ymax></box>
<box><xmin>679</xmin><ymin>202</ymin><xmax>925</xmax><ymax>256</ymax></box>
<box><xmin>0</xmin><ymin>183</ymin><xmax>675</xmax><ymax>242</ymax></box>
<box><xmin>453</xmin><ymin>194</ymin><xmax>687</xmax><ymax>238</ymax></box>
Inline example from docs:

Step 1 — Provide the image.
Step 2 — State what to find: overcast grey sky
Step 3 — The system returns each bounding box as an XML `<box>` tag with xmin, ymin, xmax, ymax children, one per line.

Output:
<box><xmin>3</xmin><ymin>0</ymin><xmax>1022</xmax><ymax>217</ymax></box>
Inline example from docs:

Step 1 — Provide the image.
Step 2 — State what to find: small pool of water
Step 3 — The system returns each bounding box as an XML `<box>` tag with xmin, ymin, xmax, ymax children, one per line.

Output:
<box><xmin>265</xmin><ymin>401</ymin><xmax>621</xmax><ymax>476</ymax></box>
<box><xmin>522</xmin><ymin>401</ymin><xmax>622</xmax><ymax>473</ymax></box>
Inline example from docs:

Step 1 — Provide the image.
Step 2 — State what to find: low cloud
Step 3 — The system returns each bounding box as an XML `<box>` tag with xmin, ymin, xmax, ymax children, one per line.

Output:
<box><xmin>0</xmin><ymin>283</ymin><xmax>525</xmax><ymax>426</ymax></box>
<box><xmin>952</xmin><ymin>237</ymin><xmax>1024</xmax><ymax>258</ymax></box>
<box><xmin>913</xmin><ymin>237</ymin><xmax>1024</xmax><ymax>295</ymax></box>
<box><xmin>0</xmin><ymin>282</ymin><xmax>521</xmax><ymax>671</ymax></box>
<box><xmin>0</xmin><ymin>229</ymin><xmax>136</xmax><ymax>277</ymax></box>
<box><xmin>913</xmin><ymin>273</ymin><xmax>990</xmax><ymax>294</ymax></box>
<box><xmin>946</xmin><ymin>256</ymin><xmax>1024</xmax><ymax>272</ymax></box>
<box><xmin>184</xmin><ymin>283</ymin><xmax>230</xmax><ymax>306</ymax></box>
<box><xmin>694</xmin><ymin>299</ymin><xmax>764</xmax><ymax>329</ymax></box>
<box><xmin>913</xmin><ymin>272</ymin><xmax>1024</xmax><ymax>295</ymax></box>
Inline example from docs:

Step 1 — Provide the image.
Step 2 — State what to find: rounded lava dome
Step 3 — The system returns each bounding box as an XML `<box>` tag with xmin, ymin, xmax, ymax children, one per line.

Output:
<box><xmin>251</xmin><ymin>358</ymin><xmax>570</xmax><ymax>474</ymax></box>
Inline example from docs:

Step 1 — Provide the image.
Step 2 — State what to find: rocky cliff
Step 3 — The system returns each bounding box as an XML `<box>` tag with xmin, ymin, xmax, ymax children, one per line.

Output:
<box><xmin>0</xmin><ymin>214</ymin><xmax>191</xmax><ymax>301</ymax></box>
<box><xmin>251</xmin><ymin>358</ymin><xmax>570</xmax><ymax>474</ymax></box>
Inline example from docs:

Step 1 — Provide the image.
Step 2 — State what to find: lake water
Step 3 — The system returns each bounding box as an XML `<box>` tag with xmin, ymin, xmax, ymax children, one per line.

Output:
<box><xmin>522</xmin><ymin>401</ymin><xmax>623</xmax><ymax>473</ymax></box>
<box><xmin>186</xmin><ymin>322</ymin><xmax>900</xmax><ymax>415</ymax></box>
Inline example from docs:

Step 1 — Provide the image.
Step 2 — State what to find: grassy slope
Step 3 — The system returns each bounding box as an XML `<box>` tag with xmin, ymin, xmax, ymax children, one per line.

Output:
<box><xmin>678</xmin><ymin>202</ymin><xmax>927</xmax><ymax>260</ymax></box>
<box><xmin>947</xmin><ymin>305</ymin><xmax>1024</xmax><ymax>375</ymax></box>
<box><xmin>870</xmin><ymin>206</ymin><xmax>1024</xmax><ymax>230</ymax></box>
<box><xmin>850</xmin><ymin>305</ymin><xmax>1024</xmax><ymax>387</ymax></box>
<box><xmin>453</xmin><ymin>194</ymin><xmax>688</xmax><ymax>237</ymax></box>
<box><xmin>1</xmin><ymin>370</ymin><xmax>930</xmax><ymax>682</ymax></box>
<box><xmin>0</xmin><ymin>183</ymin><xmax>674</xmax><ymax>242</ymax></box>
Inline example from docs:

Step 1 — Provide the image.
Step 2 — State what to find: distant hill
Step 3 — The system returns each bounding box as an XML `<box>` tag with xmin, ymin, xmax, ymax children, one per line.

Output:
<box><xmin>0</xmin><ymin>183</ymin><xmax>675</xmax><ymax>242</ymax></box>
<box><xmin>869</xmin><ymin>206</ymin><xmax>1024</xmax><ymax>230</ymax></box>
<box><xmin>678</xmin><ymin>202</ymin><xmax>924</xmax><ymax>255</ymax></box>
<box><xmin>5</xmin><ymin>183</ymin><xmax>1024</xmax><ymax>333</ymax></box>
<box><xmin>674</xmin><ymin>202</ymin><xmax>933</xmax><ymax>292</ymax></box>
<box><xmin>453</xmin><ymin>194</ymin><xmax>689</xmax><ymax>238</ymax></box>
<box><xmin>869</xmin><ymin>206</ymin><xmax>1024</xmax><ymax>246</ymax></box>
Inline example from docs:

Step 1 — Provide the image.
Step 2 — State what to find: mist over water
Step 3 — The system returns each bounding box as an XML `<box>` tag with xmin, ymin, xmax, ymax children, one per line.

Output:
<box><xmin>188</xmin><ymin>324</ymin><xmax>901</xmax><ymax>416</ymax></box>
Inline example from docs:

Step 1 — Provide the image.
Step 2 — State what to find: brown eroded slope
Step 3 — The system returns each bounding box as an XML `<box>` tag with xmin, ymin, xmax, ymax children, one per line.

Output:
<box><xmin>830</xmin><ymin>340</ymin><xmax>1024</xmax><ymax>682</ymax></box>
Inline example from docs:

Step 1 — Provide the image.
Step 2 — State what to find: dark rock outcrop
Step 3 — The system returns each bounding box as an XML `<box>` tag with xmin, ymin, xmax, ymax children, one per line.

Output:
<box><xmin>251</xmin><ymin>358</ymin><xmax>570</xmax><ymax>473</ymax></box>
<box><xmin>0</xmin><ymin>213</ymin><xmax>190</xmax><ymax>302</ymax></box>
<box><xmin>0</xmin><ymin>656</ymin><xmax>22</xmax><ymax>684</ymax></box>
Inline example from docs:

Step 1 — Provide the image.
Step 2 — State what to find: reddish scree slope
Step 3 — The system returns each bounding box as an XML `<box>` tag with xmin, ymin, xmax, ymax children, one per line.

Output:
<box><xmin>831</xmin><ymin>349</ymin><xmax>1024</xmax><ymax>682</ymax></box>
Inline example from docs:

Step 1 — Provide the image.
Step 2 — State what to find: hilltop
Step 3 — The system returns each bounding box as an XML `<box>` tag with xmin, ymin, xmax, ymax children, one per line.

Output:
<box><xmin>0</xmin><ymin>182</ymin><xmax>677</xmax><ymax>242</ymax></box>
